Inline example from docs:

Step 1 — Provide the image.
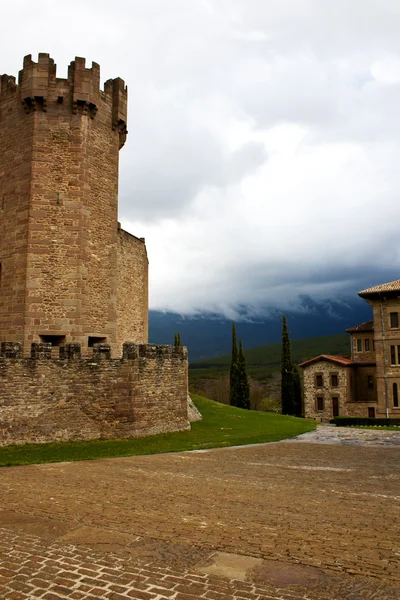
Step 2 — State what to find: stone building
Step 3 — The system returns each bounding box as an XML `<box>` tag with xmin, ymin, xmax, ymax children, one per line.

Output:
<box><xmin>300</xmin><ymin>279</ymin><xmax>400</xmax><ymax>421</ymax></box>
<box><xmin>0</xmin><ymin>54</ymin><xmax>190</xmax><ymax>445</ymax></box>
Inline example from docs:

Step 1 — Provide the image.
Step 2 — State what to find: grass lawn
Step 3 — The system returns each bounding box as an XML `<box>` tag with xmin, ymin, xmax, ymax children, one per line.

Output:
<box><xmin>0</xmin><ymin>395</ymin><xmax>316</xmax><ymax>467</ymax></box>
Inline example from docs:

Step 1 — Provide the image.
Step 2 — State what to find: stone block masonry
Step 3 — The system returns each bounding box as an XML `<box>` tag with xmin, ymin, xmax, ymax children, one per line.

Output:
<box><xmin>0</xmin><ymin>342</ymin><xmax>189</xmax><ymax>446</ymax></box>
<box><xmin>0</xmin><ymin>54</ymin><xmax>147</xmax><ymax>357</ymax></box>
<box><xmin>0</xmin><ymin>53</ymin><xmax>189</xmax><ymax>445</ymax></box>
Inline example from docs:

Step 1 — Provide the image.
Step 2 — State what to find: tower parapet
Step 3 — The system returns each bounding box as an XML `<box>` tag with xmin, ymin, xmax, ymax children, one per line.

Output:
<box><xmin>0</xmin><ymin>53</ymin><xmax>127</xmax><ymax>147</ymax></box>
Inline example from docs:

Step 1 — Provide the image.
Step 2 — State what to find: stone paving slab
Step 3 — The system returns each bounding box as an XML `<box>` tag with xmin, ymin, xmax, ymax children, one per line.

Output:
<box><xmin>283</xmin><ymin>424</ymin><xmax>400</xmax><ymax>446</ymax></box>
<box><xmin>0</xmin><ymin>526</ymin><xmax>398</xmax><ymax>600</ymax></box>
<box><xmin>1</xmin><ymin>441</ymin><xmax>399</xmax><ymax>599</ymax></box>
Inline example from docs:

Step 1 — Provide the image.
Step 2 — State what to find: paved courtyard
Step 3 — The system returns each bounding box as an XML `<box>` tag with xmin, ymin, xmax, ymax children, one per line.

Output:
<box><xmin>0</xmin><ymin>427</ymin><xmax>399</xmax><ymax>599</ymax></box>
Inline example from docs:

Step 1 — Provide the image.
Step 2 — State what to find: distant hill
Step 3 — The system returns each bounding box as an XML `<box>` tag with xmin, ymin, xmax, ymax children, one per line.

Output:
<box><xmin>149</xmin><ymin>296</ymin><xmax>370</xmax><ymax>361</ymax></box>
<box><xmin>191</xmin><ymin>333</ymin><xmax>350</xmax><ymax>369</ymax></box>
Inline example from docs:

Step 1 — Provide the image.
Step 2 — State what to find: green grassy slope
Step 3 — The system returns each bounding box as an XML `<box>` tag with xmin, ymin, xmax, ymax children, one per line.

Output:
<box><xmin>0</xmin><ymin>395</ymin><xmax>316</xmax><ymax>467</ymax></box>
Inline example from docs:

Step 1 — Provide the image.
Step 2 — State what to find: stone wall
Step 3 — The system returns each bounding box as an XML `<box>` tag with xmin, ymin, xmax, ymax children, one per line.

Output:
<box><xmin>0</xmin><ymin>342</ymin><xmax>189</xmax><ymax>446</ymax></box>
<box><xmin>0</xmin><ymin>54</ymin><xmax>145</xmax><ymax>357</ymax></box>
<box><xmin>302</xmin><ymin>361</ymin><xmax>350</xmax><ymax>421</ymax></box>
<box><xmin>350</xmin><ymin>331</ymin><xmax>375</xmax><ymax>362</ymax></box>
<box><xmin>369</xmin><ymin>297</ymin><xmax>400</xmax><ymax>417</ymax></box>
<box><xmin>302</xmin><ymin>360</ymin><xmax>378</xmax><ymax>420</ymax></box>
<box><xmin>0</xmin><ymin>73</ymin><xmax>33</xmax><ymax>344</ymax></box>
<box><xmin>116</xmin><ymin>229</ymin><xmax>148</xmax><ymax>351</ymax></box>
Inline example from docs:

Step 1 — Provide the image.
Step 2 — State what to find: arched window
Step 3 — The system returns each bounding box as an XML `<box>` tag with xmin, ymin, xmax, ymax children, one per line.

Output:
<box><xmin>393</xmin><ymin>383</ymin><xmax>399</xmax><ymax>408</ymax></box>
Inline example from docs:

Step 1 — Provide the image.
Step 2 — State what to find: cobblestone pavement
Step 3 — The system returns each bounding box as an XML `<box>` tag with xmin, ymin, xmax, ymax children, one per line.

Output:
<box><xmin>283</xmin><ymin>424</ymin><xmax>400</xmax><ymax>446</ymax></box>
<box><xmin>0</xmin><ymin>441</ymin><xmax>399</xmax><ymax>599</ymax></box>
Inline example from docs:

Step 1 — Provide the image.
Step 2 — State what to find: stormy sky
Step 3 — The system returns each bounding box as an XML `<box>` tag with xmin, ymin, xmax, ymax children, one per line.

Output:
<box><xmin>2</xmin><ymin>1</ymin><xmax>400</xmax><ymax>317</ymax></box>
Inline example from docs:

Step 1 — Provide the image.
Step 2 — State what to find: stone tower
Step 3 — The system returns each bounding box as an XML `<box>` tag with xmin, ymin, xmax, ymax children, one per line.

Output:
<box><xmin>0</xmin><ymin>54</ymin><xmax>148</xmax><ymax>356</ymax></box>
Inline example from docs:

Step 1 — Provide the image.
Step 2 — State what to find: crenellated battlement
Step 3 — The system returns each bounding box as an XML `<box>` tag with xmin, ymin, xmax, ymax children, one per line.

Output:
<box><xmin>0</xmin><ymin>53</ymin><xmax>128</xmax><ymax>147</ymax></box>
<box><xmin>0</xmin><ymin>341</ymin><xmax>189</xmax><ymax>447</ymax></box>
<box><xmin>0</xmin><ymin>342</ymin><xmax>187</xmax><ymax>362</ymax></box>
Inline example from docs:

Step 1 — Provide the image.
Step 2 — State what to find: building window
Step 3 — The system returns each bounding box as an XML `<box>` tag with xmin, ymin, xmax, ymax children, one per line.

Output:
<box><xmin>39</xmin><ymin>334</ymin><xmax>66</xmax><ymax>346</ymax></box>
<box><xmin>330</xmin><ymin>374</ymin><xmax>338</xmax><ymax>387</ymax></box>
<box><xmin>316</xmin><ymin>374</ymin><xmax>323</xmax><ymax>387</ymax></box>
<box><xmin>368</xmin><ymin>407</ymin><xmax>375</xmax><ymax>418</ymax></box>
<box><xmin>316</xmin><ymin>397</ymin><xmax>324</xmax><ymax>411</ymax></box>
<box><xmin>357</xmin><ymin>339</ymin><xmax>362</xmax><ymax>352</ymax></box>
<box><xmin>391</xmin><ymin>345</ymin><xmax>397</xmax><ymax>365</ymax></box>
<box><xmin>394</xmin><ymin>383</ymin><xmax>399</xmax><ymax>408</ymax></box>
<box><xmin>364</xmin><ymin>339</ymin><xmax>370</xmax><ymax>352</ymax></box>
<box><xmin>367</xmin><ymin>375</ymin><xmax>374</xmax><ymax>389</ymax></box>
<box><xmin>390</xmin><ymin>312</ymin><xmax>399</xmax><ymax>328</ymax></box>
<box><xmin>88</xmin><ymin>336</ymin><xmax>108</xmax><ymax>347</ymax></box>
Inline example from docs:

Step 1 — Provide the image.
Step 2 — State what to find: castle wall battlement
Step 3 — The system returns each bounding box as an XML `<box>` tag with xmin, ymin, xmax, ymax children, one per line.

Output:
<box><xmin>0</xmin><ymin>54</ymin><xmax>127</xmax><ymax>145</ymax></box>
<box><xmin>0</xmin><ymin>342</ymin><xmax>189</xmax><ymax>446</ymax></box>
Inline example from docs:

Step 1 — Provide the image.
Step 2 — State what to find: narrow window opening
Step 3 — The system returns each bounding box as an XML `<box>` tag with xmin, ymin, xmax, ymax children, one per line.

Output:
<box><xmin>364</xmin><ymin>339</ymin><xmax>370</xmax><ymax>352</ymax></box>
<box><xmin>331</xmin><ymin>374</ymin><xmax>338</xmax><ymax>387</ymax></box>
<box><xmin>391</xmin><ymin>345</ymin><xmax>397</xmax><ymax>365</ymax></box>
<box><xmin>394</xmin><ymin>383</ymin><xmax>399</xmax><ymax>408</ymax></box>
<box><xmin>390</xmin><ymin>312</ymin><xmax>399</xmax><ymax>328</ymax></box>
<box><xmin>88</xmin><ymin>336</ymin><xmax>107</xmax><ymax>347</ymax></box>
<box><xmin>368</xmin><ymin>407</ymin><xmax>375</xmax><ymax>418</ymax></box>
<box><xmin>357</xmin><ymin>339</ymin><xmax>362</xmax><ymax>352</ymax></box>
<box><xmin>316</xmin><ymin>374</ymin><xmax>323</xmax><ymax>387</ymax></box>
<box><xmin>39</xmin><ymin>335</ymin><xmax>66</xmax><ymax>347</ymax></box>
<box><xmin>316</xmin><ymin>397</ymin><xmax>324</xmax><ymax>411</ymax></box>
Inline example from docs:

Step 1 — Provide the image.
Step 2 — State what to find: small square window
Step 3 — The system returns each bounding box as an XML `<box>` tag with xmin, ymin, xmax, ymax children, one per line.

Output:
<box><xmin>316</xmin><ymin>374</ymin><xmax>323</xmax><ymax>387</ymax></box>
<box><xmin>364</xmin><ymin>339</ymin><xmax>370</xmax><ymax>352</ymax></box>
<box><xmin>390</xmin><ymin>312</ymin><xmax>399</xmax><ymax>328</ymax></box>
<box><xmin>357</xmin><ymin>339</ymin><xmax>362</xmax><ymax>352</ymax></box>
<box><xmin>316</xmin><ymin>397</ymin><xmax>324</xmax><ymax>411</ymax></box>
<box><xmin>331</xmin><ymin>374</ymin><xmax>338</xmax><ymax>387</ymax></box>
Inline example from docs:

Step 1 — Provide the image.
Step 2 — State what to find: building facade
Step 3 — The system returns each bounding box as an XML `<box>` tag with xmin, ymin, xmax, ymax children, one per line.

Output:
<box><xmin>300</xmin><ymin>279</ymin><xmax>400</xmax><ymax>420</ymax></box>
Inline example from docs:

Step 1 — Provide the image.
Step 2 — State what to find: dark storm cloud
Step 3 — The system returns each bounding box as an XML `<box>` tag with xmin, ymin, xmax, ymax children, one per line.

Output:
<box><xmin>2</xmin><ymin>1</ymin><xmax>400</xmax><ymax>315</ymax></box>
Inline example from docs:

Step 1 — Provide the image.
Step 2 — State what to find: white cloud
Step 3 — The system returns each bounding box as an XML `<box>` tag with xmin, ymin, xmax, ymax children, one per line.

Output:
<box><xmin>2</xmin><ymin>1</ymin><xmax>400</xmax><ymax>316</ymax></box>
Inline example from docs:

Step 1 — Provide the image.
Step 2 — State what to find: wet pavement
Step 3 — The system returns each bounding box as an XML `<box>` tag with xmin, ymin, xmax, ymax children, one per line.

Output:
<box><xmin>0</xmin><ymin>432</ymin><xmax>399</xmax><ymax>599</ymax></box>
<box><xmin>284</xmin><ymin>424</ymin><xmax>400</xmax><ymax>446</ymax></box>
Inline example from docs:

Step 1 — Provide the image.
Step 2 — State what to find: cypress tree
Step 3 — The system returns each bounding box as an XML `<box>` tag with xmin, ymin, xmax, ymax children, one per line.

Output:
<box><xmin>237</xmin><ymin>340</ymin><xmax>250</xmax><ymax>409</ymax></box>
<box><xmin>229</xmin><ymin>323</ymin><xmax>240</xmax><ymax>406</ymax></box>
<box><xmin>293</xmin><ymin>364</ymin><xmax>302</xmax><ymax>417</ymax></box>
<box><xmin>281</xmin><ymin>315</ymin><xmax>295</xmax><ymax>415</ymax></box>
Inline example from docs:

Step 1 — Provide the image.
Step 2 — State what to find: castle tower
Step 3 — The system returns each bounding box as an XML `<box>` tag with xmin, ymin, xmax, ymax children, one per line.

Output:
<box><xmin>0</xmin><ymin>54</ymin><xmax>148</xmax><ymax>356</ymax></box>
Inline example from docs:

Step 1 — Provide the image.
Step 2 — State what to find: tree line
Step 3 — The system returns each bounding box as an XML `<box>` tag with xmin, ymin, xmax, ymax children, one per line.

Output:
<box><xmin>229</xmin><ymin>316</ymin><xmax>302</xmax><ymax>415</ymax></box>
<box><xmin>178</xmin><ymin>316</ymin><xmax>302</xmax><ymax>416</ymax></box>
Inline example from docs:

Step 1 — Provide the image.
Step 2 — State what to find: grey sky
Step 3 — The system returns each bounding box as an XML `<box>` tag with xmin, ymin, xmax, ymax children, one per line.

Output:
<box><xmin>1</xmin><ymin>1</ymin><xmax>400</xmax><ymax>316</ymax></box>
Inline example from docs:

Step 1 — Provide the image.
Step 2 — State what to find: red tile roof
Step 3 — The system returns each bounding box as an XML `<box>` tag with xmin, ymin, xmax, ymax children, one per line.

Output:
<box><xmin>299</xmin><ymin>354</ymin><xmax>354</xmax><ymax>368</ymax></box>
<box><xmin>359</xmin><ymin>279</ymin><xmax>400</xmax><ymax>297</ymax></box>
<box><xmin>345</xmin><ymin>320</ymin><xmax>374</xmax><ymax>333</ymax></box>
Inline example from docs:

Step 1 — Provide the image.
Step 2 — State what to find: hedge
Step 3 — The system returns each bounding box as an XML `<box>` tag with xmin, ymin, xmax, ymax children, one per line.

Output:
<box><xmin>330</xmin><ymin>416</ymin><xmax>400</xmax><ymax>427</ymax></box>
